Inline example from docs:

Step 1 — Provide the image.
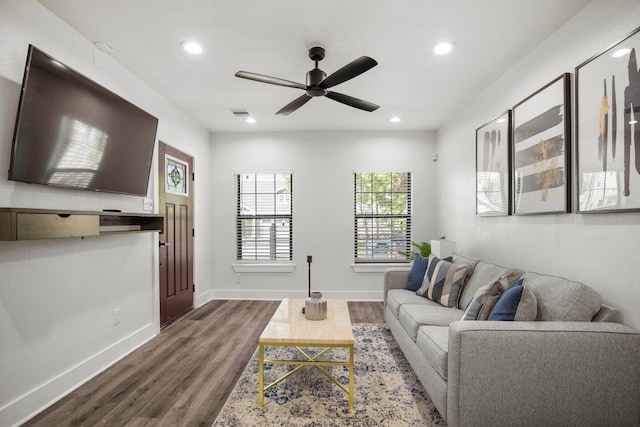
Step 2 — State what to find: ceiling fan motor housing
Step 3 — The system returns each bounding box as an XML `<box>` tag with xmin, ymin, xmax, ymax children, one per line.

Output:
<box><xmin>306</xmin><ymin>68</ymin><xmax>327</xmax><ymax>96</ymax></box>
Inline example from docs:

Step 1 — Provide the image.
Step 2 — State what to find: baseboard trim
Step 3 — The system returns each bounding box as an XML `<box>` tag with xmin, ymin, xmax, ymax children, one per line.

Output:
<box><xmin>210</xmin><ymin>289</ymin><xmax>383</xmax><ymax>301</ymax></box>
<box><xmin>1</xmin><ymin>323</ymin><xmax>156</xmax><ymax>427</ymax></box>
<box><xmin>195</xmin><ymin>289</ymin><xmax>214</xmax><ymax>308</ymax></box>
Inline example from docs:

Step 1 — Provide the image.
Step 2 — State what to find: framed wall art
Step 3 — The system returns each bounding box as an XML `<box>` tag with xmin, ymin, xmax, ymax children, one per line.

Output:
<box><xmin>476</xmin><ymin>110</ymin><xmax>511</xmax><ymax>216</ymax></box>
<box><xmin>575</xmin><ymin>26</ymin><xmax>640</xmax><ymax>213</ymax></box>
<box><xmin>512</xmin><ymin>73</ymin><xmax>571</xmax><ymax>215</ymax></box>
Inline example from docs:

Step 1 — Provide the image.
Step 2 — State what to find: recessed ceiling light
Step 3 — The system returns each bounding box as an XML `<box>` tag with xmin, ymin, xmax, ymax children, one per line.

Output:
<box><xmin>433</xmin><ymin>42</ymin><xmax>455</xmax><ymax>55</ymax></box>
<box><xmin>389</xmin><ymin>116</ymin><xmax>402</xmax><ymax>123</ymax></box>
<box><xmin>245</xmin><ymin>117</ymin><xmax>256</xmax><ymax>124</ymax></box>
<box><xmin>181</xmin><ymin>41</ymin><xmax>203</xmax><ymax>55</ymax></box>
<box><xmin>612</xmin><ymin>48</ymin><xmax>631</xmax><ymax>58</ymax></box>
<box><xmin>496</xmin><ymin>117</ymin><xmax>506</xmax><ymax>124</ymax></box>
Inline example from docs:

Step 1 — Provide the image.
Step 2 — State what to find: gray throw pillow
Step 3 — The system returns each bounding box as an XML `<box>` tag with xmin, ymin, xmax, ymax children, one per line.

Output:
<box><xmin>514</xmin><ymin>283</ymin><xmax>537</xmax><ymax>321</ymax></box>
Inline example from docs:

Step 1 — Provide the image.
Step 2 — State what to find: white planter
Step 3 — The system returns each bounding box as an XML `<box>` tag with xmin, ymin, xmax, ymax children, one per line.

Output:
<box><xmin>431</xmin><ymin>239</ymin><xmax>456</xmax><ymax>258</ymax></box>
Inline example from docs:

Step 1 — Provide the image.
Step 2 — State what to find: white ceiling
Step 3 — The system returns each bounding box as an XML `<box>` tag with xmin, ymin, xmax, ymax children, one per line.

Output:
<box><xmin>37</xmin><ymin>0</ymin><xmax>591</xmax><ymax>133</ymax></box>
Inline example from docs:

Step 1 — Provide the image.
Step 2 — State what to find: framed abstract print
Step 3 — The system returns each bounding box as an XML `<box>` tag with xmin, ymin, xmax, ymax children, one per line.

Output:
<box><xmin>575</xmin><ymin>26</ymin><xmax>640</xmax><ymax>212</ymax></box>
<box><xmin>476</xmin><ymin>111</ymin><xmax>511</xmax><ymax>216</ymax></box>
<box><xmin>512</xmin><ymin>73</ymin><xmax>571</xmax><ymax>215</ymax></box>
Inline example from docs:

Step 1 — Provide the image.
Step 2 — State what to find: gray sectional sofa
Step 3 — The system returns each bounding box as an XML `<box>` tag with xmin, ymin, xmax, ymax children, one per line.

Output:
<box><xmin>384</xmin><ymin>253</ymin><xmax>640</xmax><ymax>427</ymax></box>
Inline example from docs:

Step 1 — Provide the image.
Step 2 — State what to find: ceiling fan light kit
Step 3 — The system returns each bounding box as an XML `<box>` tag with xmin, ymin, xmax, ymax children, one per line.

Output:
<box><xmin>235</xmin><ymin>46</ymin><xmax>380</xmax><ymax>115</ymax></box>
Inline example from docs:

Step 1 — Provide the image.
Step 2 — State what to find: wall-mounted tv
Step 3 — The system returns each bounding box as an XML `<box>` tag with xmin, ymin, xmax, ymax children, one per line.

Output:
<box><xmin>9</xmin><ymin>45</ymin><xmax>159</xmax><ymax>197</ymax></box>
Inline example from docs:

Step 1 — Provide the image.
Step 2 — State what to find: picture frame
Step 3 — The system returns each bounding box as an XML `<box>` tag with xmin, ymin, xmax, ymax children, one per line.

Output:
<box><xmin>512</xmin><ymin>73</ymin><xmax>571</xmax><ymax>215</ymax></box>
<box><xmin>476</xmin><ymin>110</ymin><xmax>511</xmax><ymax>216</ymax></box>
<box><xmin>575</xmin><ymin>26</ymin><xmax>640</xmax><ymax>213</ymax></box>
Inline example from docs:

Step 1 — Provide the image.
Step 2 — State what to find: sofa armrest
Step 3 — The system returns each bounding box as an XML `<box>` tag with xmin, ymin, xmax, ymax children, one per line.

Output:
<box><xmin>447</xmin><ymin>321</ymin><xmax>640</xmax><ymax>427</ymax></box>
<box><xmin>383</xmin><ymin>268</ymin><xmax>411</xmax><ymax>304</ymax></box>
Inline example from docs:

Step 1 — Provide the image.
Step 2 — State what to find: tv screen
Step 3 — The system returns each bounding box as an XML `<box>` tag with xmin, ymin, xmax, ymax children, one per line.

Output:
<box><xmin>9</xmin><ymin>45</ymin><xmax>159</xmax><ymax>196</ymax></box>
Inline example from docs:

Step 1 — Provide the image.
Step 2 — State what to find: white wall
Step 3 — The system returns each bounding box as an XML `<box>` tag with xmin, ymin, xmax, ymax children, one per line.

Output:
<box><xmin>209</xmin><ymin>131</ymin><xmax>437</xmax><ymax>300</ymax></box>
<box><xmin>0</xmin><ymin>1</ymin><xmax>212</xmax><ymax>425</ymax></box>
<box><xmin>436</xmin><ymin>0</ymin><xmax>640</xmax><ymax>330</ymax></box>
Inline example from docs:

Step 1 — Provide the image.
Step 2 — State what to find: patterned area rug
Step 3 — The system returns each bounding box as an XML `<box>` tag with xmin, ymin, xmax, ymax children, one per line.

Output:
<box><xmin>212</xmin><ymin>323</ymin><xmax>447</xmax><ymax>426</ymax></box>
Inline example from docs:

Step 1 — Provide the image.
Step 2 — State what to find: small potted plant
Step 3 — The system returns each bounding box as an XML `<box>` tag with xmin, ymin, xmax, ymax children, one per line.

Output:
<box><xmin>403</xmin><ymin>236</ymin><xmax>446</xmax><ymax>261</ymax></box>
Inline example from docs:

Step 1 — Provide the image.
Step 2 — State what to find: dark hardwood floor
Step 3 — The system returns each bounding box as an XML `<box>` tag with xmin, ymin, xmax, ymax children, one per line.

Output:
<box><xmin>23</xmin><ymin>300</ymin><xmax>384</xmax><ymax>427</ymax></box>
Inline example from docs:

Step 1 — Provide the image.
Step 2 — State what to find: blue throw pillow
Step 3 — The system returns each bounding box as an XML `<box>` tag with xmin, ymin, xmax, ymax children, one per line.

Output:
<box><xmin>488</xmin><ymin>279</ymin><xmax>525</xmax><ymax>321</ymax></box>
<box><xmin>406</xmin><ymin>253</ymin><xmax>429</xmax><ymax>291</ymax></box>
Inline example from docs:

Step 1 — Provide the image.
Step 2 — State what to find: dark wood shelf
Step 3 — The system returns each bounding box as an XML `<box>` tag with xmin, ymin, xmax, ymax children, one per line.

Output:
<box><xmin>0</xmin><ymin>208</ymin><xmax>164</xmax><ymax>241</ymax></box>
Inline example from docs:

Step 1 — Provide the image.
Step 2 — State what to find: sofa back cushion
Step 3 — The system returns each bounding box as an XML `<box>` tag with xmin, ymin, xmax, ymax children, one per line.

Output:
<box><xmin>523</xmin><ymin>272</ymin><xmax>602</xmax><ymax>321</ymax></box>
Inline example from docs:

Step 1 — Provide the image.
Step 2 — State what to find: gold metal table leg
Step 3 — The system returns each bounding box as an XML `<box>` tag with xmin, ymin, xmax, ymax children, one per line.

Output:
<box><xmin>349</xmin><ymin>344</ymin><xmax>354</xmax><ymax>411</ymax></box>
<box><xmin>258</xmin><ymin>343</ymin><xmax>264</xmax><ymax>407</ymax></box>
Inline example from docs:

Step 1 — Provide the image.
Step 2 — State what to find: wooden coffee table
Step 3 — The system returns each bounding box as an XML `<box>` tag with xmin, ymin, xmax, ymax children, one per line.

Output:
<box><xmin>258</xmin><ymin>298</ymin><xmax>355</xmax><ymax>411</ymax></box>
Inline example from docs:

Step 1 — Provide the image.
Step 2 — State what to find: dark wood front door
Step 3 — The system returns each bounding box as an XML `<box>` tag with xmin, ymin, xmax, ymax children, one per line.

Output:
<box><xmin>158</xmin><ymin>142</ymin><xmax>194</xmax><ymax>327</ymax></box>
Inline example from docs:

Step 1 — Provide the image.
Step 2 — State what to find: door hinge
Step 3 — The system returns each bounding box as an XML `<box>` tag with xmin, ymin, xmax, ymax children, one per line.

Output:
<box><xmin>192</xmin><ymin>228</ymin><xmax>195</xmax><ymax>237</ymax></box>
<box><xmin>192</xmin><ymin>172</ymin><xmax>195</xmax><ymax>181</ymax></box>
<box><xmin>192</xmin><ymin>284</ymin><xmax>195</xmax><ymax>293</ymax></box>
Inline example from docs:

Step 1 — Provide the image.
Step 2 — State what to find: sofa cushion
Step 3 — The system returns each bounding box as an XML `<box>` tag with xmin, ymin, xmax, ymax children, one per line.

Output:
<box><xmin>514</xmin><ymin>283</ymin><xmax>537</xmax><ymax>321</ymax></box>
<box><xmin>592</xmin><ymin>304</ymin><xmax>621</xmax><ymax>323</ymax></box>
<box><xmin>418</xmin><ymin>255</ymin><xmax>470</xmax><ymax>308</ymax></box>
<box><xmin>462</xmin><ymin>276</ymin><xmax>509</xmax><ymax>320</ymax></box>
<box><xmin>488</xmin><ymin>279</ymin><xmax>525</xmax><ymax>320</ymax></box>
<box><xmin>451</xmin><ymin>253</ymin><xmax>480</xmax><ymax>272</ymax></box>
<box><xmin>416</xmin><ymin>326</ymin><xmax>449</xmax><ymax>380</ymax></box>
<box><xmin>406</xmin><ymin>253</ymin><xmax>429</xmax><ymax>291</ymax></box>
<box><xmin>386</xmin><ymin>288</ymin><xmax>433</xmax><ymax>320</ymax></box>
<box><xmin>457</xmin><ymin>260</ymin><xmax>522</xmax><ymax>311</ymax></box>
<box><xmin>523</xmin><ymin>272</ymin><xmax>602</xmax><ymax>321</ymax></box>
<box><xmin>399</xmin><ymin>303</ymin><xmax>464</xmax><ymax>340</ymax></box>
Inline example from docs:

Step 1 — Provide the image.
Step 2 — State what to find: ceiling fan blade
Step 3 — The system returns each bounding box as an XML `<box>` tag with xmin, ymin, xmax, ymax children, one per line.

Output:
<box><xmin>318</xmin><ymin>56</ymin><xmax>378</xmax><ymax>89</ymax></box>
<box><xmin>235</xmin><ymin>71</ymin><xmax>307</xmax><ymax>89</ymax></box>
<box><xmin>325</xmin><ymin>91</ymin><xmax>379</xmax><ymax>112</ymax></box>
<box><xmin>276</xmin><ymin>94</ymin><xmax>313</xmax><ymax>115</ymax></box>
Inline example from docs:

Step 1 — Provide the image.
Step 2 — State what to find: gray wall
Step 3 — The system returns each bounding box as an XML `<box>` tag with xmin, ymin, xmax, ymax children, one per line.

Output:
<box><xmin>0</xmin><ymin>1</ymin><xmax>212</xmax><ymax>425</ymax></box>
<box><xmin>208</xmin><ymin>131</ymin><xmax>438</xmax><ymax>300</ymax></box>
<box><xmin>436</xmin><ymin>0</ymin><xmax>640</xmax><ymax>330</ymax></box>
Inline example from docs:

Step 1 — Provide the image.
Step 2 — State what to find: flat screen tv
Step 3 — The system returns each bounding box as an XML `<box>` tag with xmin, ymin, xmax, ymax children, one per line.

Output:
<box><xmin>9</xmin><ymin>45</ymin><xmax>159</xmax><ymax>196</ymax></box>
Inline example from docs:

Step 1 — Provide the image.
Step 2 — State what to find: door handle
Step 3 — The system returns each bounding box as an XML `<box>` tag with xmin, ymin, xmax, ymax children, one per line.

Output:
<box><xmin>159</xmin><ymin>241</ymin><xmax>171</xmax><ymax>247</ymax></box>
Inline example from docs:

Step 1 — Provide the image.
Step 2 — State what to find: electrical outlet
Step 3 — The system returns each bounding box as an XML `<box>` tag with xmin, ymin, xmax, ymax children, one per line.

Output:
<box><xmin>143</xmin><ymin>198</ymin><xmax>153</xmax><ymax>211</ymax></box>
<box><xmin>113</xmin><ymin>308</ymin><xmax>121</xmax><ymax>325</ymax></box>
<box><xmin>235</xmin><ymin>273</ymin><xmax>241</xmax><ymax>283</ymax></box>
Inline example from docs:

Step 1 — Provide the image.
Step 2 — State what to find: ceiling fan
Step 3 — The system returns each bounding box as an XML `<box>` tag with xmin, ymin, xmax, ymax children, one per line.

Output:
<box><xmin>235</xmin><ymin>46</ymin><xmax>379</xmax><ymax>115</ymax></box>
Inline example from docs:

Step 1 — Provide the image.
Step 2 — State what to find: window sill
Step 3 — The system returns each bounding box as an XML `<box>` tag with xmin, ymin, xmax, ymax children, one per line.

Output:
<box><xmin>351</xmin><ymin>263</ymin><xmax>410</xmax><ymax>273</ymax></box>
<box><xmin>232</xmin><ymin>263</ymin><xmax>296</xmax><ymax>273</ymax></box>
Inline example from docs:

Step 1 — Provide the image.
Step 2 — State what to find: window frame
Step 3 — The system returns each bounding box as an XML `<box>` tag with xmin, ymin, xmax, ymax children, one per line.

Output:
<box><xmin>353</xmin><ymin>171</ymin><xmax>412</xmax><ymax>264</ymax></box>
<box><xmin>235</xmin><ymin>172</ymin><xmax>293</xmax><ymax>263</ymax></box>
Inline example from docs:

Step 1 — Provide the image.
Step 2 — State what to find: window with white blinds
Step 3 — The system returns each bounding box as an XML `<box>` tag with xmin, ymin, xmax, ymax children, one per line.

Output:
<box><xmin>236</xmin><ymin>173</ymin><xmax>292</xmax><ymax>261</ymax></box>
<box><xmin>354</xmin><ymin>172</ymin><xmax>411</xmax><ymax>263</ymax></box>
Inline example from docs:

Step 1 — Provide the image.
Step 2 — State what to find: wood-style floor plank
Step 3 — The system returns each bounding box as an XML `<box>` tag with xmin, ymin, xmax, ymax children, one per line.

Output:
<box><xmin>23</xmin><ymin>300</ymin><xmax>384</xmax><ymax>426</ymax></box>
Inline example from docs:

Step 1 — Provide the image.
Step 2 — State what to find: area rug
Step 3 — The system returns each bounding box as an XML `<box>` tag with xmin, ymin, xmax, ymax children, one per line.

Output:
<box><xmin>212</xmin><ymin>323</ymin><xmax>447</xmax><ymax>426</ymax></box>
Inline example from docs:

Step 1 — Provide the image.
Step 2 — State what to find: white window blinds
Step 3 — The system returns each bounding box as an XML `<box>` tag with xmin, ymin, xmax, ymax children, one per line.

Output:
<box><xmin>354</xmin><ymin>172</ymin><xmax>411</xmax><ymax>263</ymax></box>
<box><xmin>236</xmin><ymin>173</ymin><xmax>293</xmax><ymax>261</ymax></box>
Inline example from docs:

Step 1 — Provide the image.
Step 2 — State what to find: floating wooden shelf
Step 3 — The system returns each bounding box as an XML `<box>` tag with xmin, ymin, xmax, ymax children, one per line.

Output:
<box><xmin>0</xmin><ymin>208</ymin><xmax>164</xmax><ymax>241</ymax></box>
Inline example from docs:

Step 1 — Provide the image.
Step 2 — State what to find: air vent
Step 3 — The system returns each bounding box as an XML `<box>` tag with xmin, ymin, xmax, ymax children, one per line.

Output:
<box><xmin>230</xmin><ymin>108</ymin><xmax>250</xmax><ymax>118</ymax></box>
<box><xmin>93</xmin><ymin>41</ymin><xmax>115</xmax><ymax>53</ymax></box>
